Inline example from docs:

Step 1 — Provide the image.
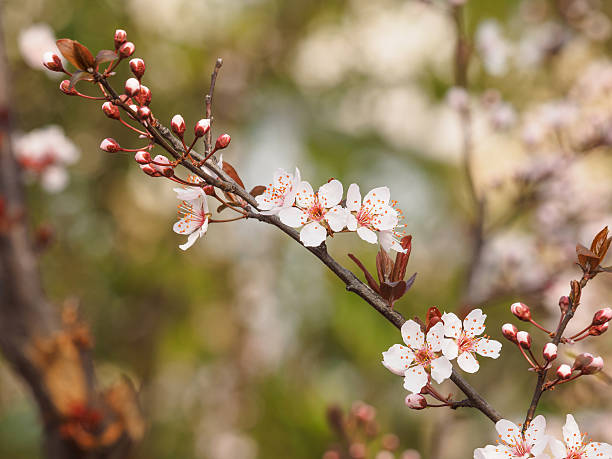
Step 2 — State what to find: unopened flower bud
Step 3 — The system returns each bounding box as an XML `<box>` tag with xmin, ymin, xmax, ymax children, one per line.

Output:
<box><xmin>203</xmin><ymin>185</ymin><xmax>215</xmax><ymax>195</ymax></box>
<box><xmin>137</xmin><ymin>106</ymin><xmax>151</xmax><ymax>120</ymax></box>
<box><xmin>43</xmin><ymin>52</ymin><xmax>64</xmax><ymax>72</ymax></box>
<box><xmin>102</xmin><ymin>102</ymin><xmax>120</xmax><ymax>120</ymax></box>
<box><xmin>215</xmin><ymin>133</ymin><xmax>231</xmax><ymax>149</ymax></box>
<box><xmin>114</xmin><ymin>29</ymin><xmax>127</xmax><ymax>48</ymax></box>
<box><xmin>543</xmin><ymin>343</ymin><xmax>557</xmax><ymax>361</ymax></box>
<box><xmin>152</xmin><ymin>155</ymin><xmax>173</xmax><ymax>176</ymax></box>
<box><xmin>405</xmin><ymin>394</ymin><xmax>427</xmax><ymax>410</ymax></box>
<box><xmin>125</xmin><ymin>78</ymin><xmax>140</xmax><ymax>97</ymax></box>
<box><xmin>134</xmin><ymin>151</ymin><xmax>151</xmax><ymax>164</ymax></box>
<box><xmin>502</xmin><ymin>323</ymin><xmax>518</xmax><ymax>343</ymax></box>
<box><xmin>172</xmin><ymin>115</ymin><xmax>186</xmax><ymax>137</ymax></box>
<box><xmin>582</xmin><ymin>356</ymin><xmax>604</xmax><ymax>375</ymax></box>
<box><xmin>511</xmin><ymin>302</ymin><xmax>532</xmax><ymax>321</ymax></box>
<box><xmin>118</xmin><ymin>41</ymin><xmax>135</xmax><ymax>58</ymax></box>
<box><xmin>140</xmin><ymin>164</ymin><xmax>158</xmax><ymax>176</ymax></box>
<box><xmin>194</xmin><ymin>119</ymin><xmax>211</xmax><ymax>137</ymax></box>
<box><xmin>559</xmin><ymin>296</ymin><xmax>570</xmax><ymax>314</ymax></box>
<box><xmin>592</xmin><ymin>307</ymin><xmax>612</xmax><ymax>326</ymax></box>
<box><xmin>129</xmin><ymin>58</ymin><xmax>145</xmax><ymax>79</ymax></box>
<box><xmin>557</xmin><ymin>364</ymin><xmax>572</xmax><ymax>380</ymax></box>
<box><xmin>100</xmin><ymin>138</ymin><xmax>120</xmax><ymax>153</ymax></box>
<box><xmin>572</xmin><ymin>353</ymin><xmax>594</xmax><ymax>371</ymax></box>
<box><xmin>590</xmin><ymin>322</ymin><xmax>609</xmax><ymax>336</ymax></box>
<box><xmin>137</xmin><ymin>85</ymin><xmax>151</xmax><ymax>105</ymax></box>
<box><xmin>59</xmin><ymin>80</ymin><xmax>76</xmax><ymax>95</ymax></box>
<box><xmin>516</xmin><ymin>331</ymin><xmax>531</xmax><ymax>349</ymax></box>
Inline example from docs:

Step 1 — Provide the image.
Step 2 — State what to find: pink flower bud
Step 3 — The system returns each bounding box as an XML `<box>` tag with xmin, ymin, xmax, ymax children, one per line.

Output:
<box><xmin>102</xmin><ymin>102</ymin><xmax>120</xmax><ymax>120</ymax></box>
<box><xmin>59</xmin><ymin>80</ymin><xmax>77</xmax><ymax>96</ymax></box>
<box><xmin>516</xmin><ymin>331</ymin><xmax>531</xmax><ymax>349</ymax></box>
<box><xmin>43</xmin><ymin>52</ymin><xmax>64</xmax><ymax>72</ymax></box>
<box><xmin>137</xmin><ymin>85</ymin><xmax>151</xmax><ymax>106</ymax></box>
<box><xmin>510</xmin><ymin>302</ymin><xmax>532</xmax><ymax>321</ymax></box>
<box><xmin>592</xmin><ymin>307</ymin><xmax>612</xmax><ymax>326</ymax></box>
<box><xmin>100</xmin><ymin>138</ymin><xmax>120</xmax><ymax>153</ymax></box>
<box><xmin>152</xmin><ymin>155</ymin><xmax>173</xmax><ymax>177</ymax></box>
<box><xmin>349</xmin><ymin>443</ymin><xmax>366</xmax><ymax>459</ymax></box>
<box><xmin>559</xmin><ymin>296</ymin><xmax>570</xmax><ymax>314</ymax></box>
<box><xmin>572</xmin><ymin>353</ymin><xmax>594</xmax><ymax>371</ymax></box>
<box><xmin>114</xmin><ymin>29</ymin><xmax>127</xmax><ymax>48</ymax></box>
<box><xmin>129</xmin><ymin>58</ymin><xmax>145</xmax><ymax>79</ymax></box>
<box><xmin>125</xmin><ymin>78</ymin><xmax>140</xmax><ymax>97</ymax></box>
<box><xmin>215</xmin><ymin>133</ymin><xmax>231</xmax><ymax>149</ymax></box>
<box><xmin>137</xmin><ymin>106</ymin><xmax>151</xmax><ymax>120</ymax></box>
<box><xmin>556</xmin><ymin>364</ymin><xmax>572</xmax><ymax>380</ymax></box>
<box><xmin>118</xmin><ymin>41</ymin><xmax>135</xmax><ymax>58</ymax></box>
<box><xmin>405</xmin><ymin>394</ymin><xmax>427</xmax><ymax>410</ymax></box>
<box><xmin>542</xmin><ymin>343</ymin><xmax>557</xmax><ymax>361</ymax></box>
<box><xmin>194</xmin><ymin>119</ymin><xmax>211</xmax><ymax>137</ymax></box>
<box><xmin>129</xmin><ymin>104</ymin><xmax>139</xmax><ymax>114</ymax></box>
<box><xmin>501</xmin><ymin>323</ymin><xmax>518</xmax><ymax>343</ymax></box>
<box><xmin>582</xmin><ymin>356</ymin><xmax>604</xmax><ymax>375</ymax></box>
<box><xmin>140</xmin><ymin>164</ymin><xmax>159</xmax><ymax>176</ymax></box>
<box><xmin>590</xmin><ymin>322</ymin><xmax>609</xmax><ymax>336</ymax></box>
<box><xmin>134</xmin><ymin>151</ymin><xmax>151</xmax><ymax>164</ymax></box>
<box><xmin>172</xmin><ymin>115</ymin><xmax>186</xmax><ymax>137</ymax></box>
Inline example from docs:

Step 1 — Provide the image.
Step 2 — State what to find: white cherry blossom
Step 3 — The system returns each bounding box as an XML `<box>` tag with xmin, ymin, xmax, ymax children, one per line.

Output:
<box><xmin>173</xmin><ymin>190</ymin><xmax>210</xmax><ymax>250</ymax></box>
<box><xmin>345</xmin><ymin>183</ymin><xmax>399</xmax><ymax>244</ymax></box>
<box><xmin>474</xmin><ymin>415</ymin><xmax>550</xmax><ymax>459</ymax></box>
<box><xmin>441</xmin><ymin>309</ymin><xmax>502</xmax><ymax>374</ymax></box>
<box><xmin>381</xmin><ymin>320</ymin><xmax>453</xmax><ymax>394</ymax></box>
<box><xmin>255</xmin><ymin>167</ymin><xmax>301</xmax><ymax>214</ymax></box>
<box><xmin>549</xmin><ymin>414</ymin><xmax>612</xmax><ymax>459</ymax></box>
<box><xmin>278</xmin><ymin>179</ymin><xmax>347</xmax><ymax>247</ymax></box>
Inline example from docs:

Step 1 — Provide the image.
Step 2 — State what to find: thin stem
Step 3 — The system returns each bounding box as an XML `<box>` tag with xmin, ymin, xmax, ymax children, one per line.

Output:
<box><xmin>204</xmin><ymin>58</ymin><xmax>223</xmax><ymax>155</ymax></box>
<box><xmin>209</xmin><ymin>215</ymin><xmax>247</xmax><ymax>223</ymax></box>
<box><xmin>517</xmin><ymin>344</ymin><xmax>538</xmax><ymax>369</ymax></box>
<box><xmin>529</xmin><ymin>319</ymin><xmax>553</xmax><ymax>335</ymax></box>
<box><xmin>119</xmin><ymin>117</ymin><xmax>149</xmax><ymax>137</ymax></box>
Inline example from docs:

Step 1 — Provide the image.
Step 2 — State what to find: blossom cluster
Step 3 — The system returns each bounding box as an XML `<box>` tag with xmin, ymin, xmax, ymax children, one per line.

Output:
<box><xmin>475</xmin><ymin>414</ymin><xmax>612</xmax><ymax>458</ymax></box>
<box><xmin>257</xmin><ymin>168</ymin><xmax>406</xmax><ymax>251</ymax></box>
<box><xmin>382</xmin><ymin>309</ymin><xmax>502</xmax><ymax>396</ymax></box>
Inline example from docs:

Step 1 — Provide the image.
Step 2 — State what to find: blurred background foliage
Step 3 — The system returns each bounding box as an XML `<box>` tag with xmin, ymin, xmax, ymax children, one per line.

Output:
<box><xmin>2</xmin><ymin>0</ymin><xmax>612</xmax><ymax>457</ymax></box>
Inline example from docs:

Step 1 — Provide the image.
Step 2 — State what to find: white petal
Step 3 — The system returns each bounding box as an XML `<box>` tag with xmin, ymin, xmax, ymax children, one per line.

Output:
<box><xmin>442</xmin><ymin>339</ymin><xmax>459</xmax><ymax>360</ymax></box>
<box><xmin>273</xmin><ymin>168</ymin><xmax>291</xmax><ymax>187</ymax></box>
<box><xmin>475</xmin><ymin>338</ymin><xmax>502</xmax><ymax>359</ymax></box>
<box><xmin>279</xmin><ymin>207</ymin><xmax>308</xmax><ymax>227</ymax></box>
<box><xmin>381</xmin><ymin>344</ymin><xmax>415</xmax><ymax>376</ymax></box>
<box><xmin>583</xmin><ymin>442</ymin><xmax>612</xmax><ymax>458</ymax></box>
<box><xmin>173</xmin><ymin>215</ymin><xmax>202</xmax><ymax>235</ymax></box>
<box><xmin>295</xmin><ymin>181</ymin><xmax>315</xmax><ymax>208</ymax></box>
<box><xmin>174</xmin><ymin>187</ymin><xmax>204</xmax><ymax>202</ymax></box>
<box><xmin>362</xmin><ymin>186</ymin><xmax>391</xmax><ymax>213</ymax></box>
<box><xmin>372</xmin><ymin>211</ymin><xmax>399</xmax><ymax>231</ymax></box>
<box><xmin>325</xmin><ymin>205</ymin><xmax>348</xmax><ymax>232</ymax></box>
<box><xmin>318</xmin><ymin>179</ymin><xmax>343</xmax><ymax>208</ymax></box>
<box><xmin>562</xmin><ymin>414</ymin><xmax>582</xmax><ymax>452</ymax></box>
<box><xmin>526</xmin><ymin>415</ymin><xmax>547</xmax><ymax>453</ymax></box>
<box><xmin>495</xmin><ymin>419</ymin><xmax>522</xmax><ymax>446</ymax></box>
<box><xmin>300</xmin><ymin>222</ymin><xmax>327</xmax><ymax>247</ymax></box>
<box><xmin>346</xmin><ymin>183</ymin><xmax>361</xmax><ymax>212</ymax></box>
<box><xmin>548</xmin><ymin>438</ymin><xmax>567</xmax><ymax>458</ymax></box>
<box><xmin>426</xmin><ymin>322</ymin><xmax>445</xmax><ymax>352</ymax></box>
<box><xmin>478</xmin><ymin>444</ymin><xmax>514</xmax><ymax>459</ymax></box>
<box><xmin>457</xmin><ymin>351</ymin><xmax>480</xmax><ymax>373</ymax></box>
<box><xmin>403</xmin><ymin>365</ymin><xmax>428</xmax><ymax>393</ymax></box>
<box><xmin>463</xmin><ymin>308</ymin><xmax>487</xmax><ymax>338</ymax></box>
<box><xmin>179</xmin><ymin>231</ymin><xmax>200</xmax><ymax>250</ymax></box>
<box><xmin>401</xmin><ymin>320</ymin><xmax>425</xmax><ymax>349</ymax></box>
<box><xmin>41</xmin><ymin>166</ymin><xmax>68</xmax><ymax>192</ymax></box>
<box><xmin>357</xmin><ymin>226</ymin><xmax>378</xmax><ymax>244</ymax></box>
<box><xmin>379</xmin><ymin>230</ymin><xmax>407</xmax><ymax>253</ymax></box>
<box><xmin>346</xmin><ymin>214</ymin><xmax>358</xmax><ymax>232</ymax></box>
<box><xmin>442</xmin><ymin>312</ymin><xmax>462</xmax><ymax>339</ymax></box>
<box><xmin>430</xmin><ymin>356</ymin><xmax>452</xmax><ymax>383</ymax></box>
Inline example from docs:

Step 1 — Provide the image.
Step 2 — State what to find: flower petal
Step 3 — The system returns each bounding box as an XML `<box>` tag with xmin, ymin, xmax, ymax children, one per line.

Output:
<box><xmin>279</xmin><ymin>207</ymin><xmax>308</xmax><ymax>227</ymax></box>
<box><xmin>372</xmin><ymin>211</ymin><xmax>399</xmax><ymax>231</ymax></box>
<box><xmin>442</xmin><ymin>312</ymin><xmax>462</xmax><ymax>339</ymax></box>
<box><xmin>457</xmin><ymin>351</ymin><xmax>480</xmax><ymax>373</ymax></box>
<box><xmin>403</xmin><ymin>365</ymin><xmax>428</xmax><ymax>393</ymax></box>
<box><xmin>325</xmin><ymin>205</ymin><xmax>348</xmax><ymax>232</ymax></box>
<box><xmin>362</xmin><ymin>186</ymin><xmax>390</xmax><ymax>213</ymax></box>
<box><xmin>346</xmin><ymin>214</ymin><xmax>358</xmax><ymax>232</ymax></box>
<box><xmin>562</xmin><ymin>414</ymin><xmax>582</xmax><ymax>452</ymax></box>
<box><xmin>442</xmin><ymin>339</ymin><xmax>459</xmax><ymax>360</ymax></box>
<box><xmin>357</xmin><ymin>226</ymin><xmax>378</xmax><ymax>244</ymax></box>
<box><xmin>426</xmin><ymin>322</ymin><xmax>445</xmax><ymax>352</ymax></box>
<box><xmin>295</xmin><ymin>181</ymin><xmax>315</xmax><ymax>208</ymax></box>
<box><xmin>430</xmin><ymin>356</ymin><xmax>452</xmax><ymax>383</ymax></box>
<box><xmin>300</xmin><ymin>221</ymin><xmax>327</xmax><ymax>247</ymax></box>
<box><xmin>179</xmin><ymin>231</ymin><xmax>200</xmax><ymax>251</ymax></box>
<box><xmin>548</xmin><ymin>438</ymin><xmax>567</xmax><ymax>458</ymax></box>
<box><xmin>463</xmin><ymin>308</ymin><xmax>487</xmax><ymax>338</ymax></box>
<box><xmin>583</xmin><ymin>441</ymin><xmax>612</xmax><ymax>458</ymax></box>
<box><xmin>526</xmin><ymin>415</ymin><xmax>547</xmax><ymax>453</ymax></box>
<box><xmin>381</xmin><ymin>344</ymin><xmax>415</xmax><ymax>376</ymax></box>
<box><xmin>401</xmin><ymin>320</ymin><xmax>425</xmax><ymax>349</ymax></box>
<box><xmin>318</xmin><ymin>179</ymin><xmax>343</xmax><ymax>208</ymax></box>
<box><xmin>475</xmin><ymin>338</ymin><xmax>502</xmax><ymax>359</ymax></box>
<box><xmin>495</xmin><ymin>419</ymin><xmax>521</xmax><ymax>446</ymax></box>
<box><xmin>346</xmin><ymin>183</ymin><xmax>361</xmax><ymax>212</ymax></box>
<box><xmin>379</xmin><ymin>230</ymin><xmax>407</xmax><ymax>253</ymax></box>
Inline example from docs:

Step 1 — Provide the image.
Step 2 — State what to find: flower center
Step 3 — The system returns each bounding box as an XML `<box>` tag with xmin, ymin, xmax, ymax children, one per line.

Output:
<box><xmin>414</xmin><ymin>348</ymin><xmax>434</xmax><ymax>366</ymax></box>
<box><xmin>457</xmin><ymin>333</ymin><xmax>477</xmax><ymax>353</ymax></box>
<box><xmin>308</xmin><ymin>199</ymin><xmax>326</xmax><ymax>222</ymax></box>
<box><xmin>356</xmin><ymin>207</ymin><xmax>374</xmax><ymax>227</ymax></box>
<box><xmin>178</xmin><ymin>201</ymin><xmax>206</xmax><ymax>226</ymax></box>
<box><xmin>504</xmin><ymin>436</ymin><xmax>531</xmax><ymax>457</ymax></box>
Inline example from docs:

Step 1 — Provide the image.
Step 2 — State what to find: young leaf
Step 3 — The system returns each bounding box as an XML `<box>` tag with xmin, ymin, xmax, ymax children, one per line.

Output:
<box><xmin>222</xmin><ymin>161</ymin><xmax>245</xmax><ymax>188</ymax></box>
<box><xmin>68</xmin><ymin>70</ymin><xmax>93</xmax><ymax>89</ymax></box>
<box><xmin>348</xmin><ymin>253</ymin><xmax>381</xmax><ymax>295</ymax></box>
<box><xmin>56</xmin><ymin>39</ymin><xmax>94</xmax><ymax>71</ymax></box>
<box><xmin>95</xmin><ymin>49</ymin><xmax>118</xmax><ymax>66</ymax></box>
<box><xmin>249</xmin><ymin>185</ymin><xmax>266</xmax><ymax>197</ymax></box>
<box><xmin>590</xmin><ymin>226</ymin><xmax>609</xmax><ymax>255</ymax></box>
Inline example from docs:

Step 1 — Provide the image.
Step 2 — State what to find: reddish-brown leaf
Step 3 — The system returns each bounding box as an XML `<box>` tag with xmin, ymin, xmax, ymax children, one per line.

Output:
<box><xmin>380</xmin><ymin>280</ymin><xmax>407</xmax><ymax>307</ymax></box>
<box><xmin>73</xmin><ymin>41</ymin><xmax>95</xmax><ymax>70</ymax></box>
<box><xmin>348</xmin><ymin>253</ymin><xmax>381</xmax><ymax>295</ymax></box>
<box><xmin>68</xmin><ymin>70</ymin><xmax>93</xmax><ymax>89</ymax></box>
<box><xmin>590</xmin><ymin>226</ymin><xmax>609</xmax><ymax>255</ymax></box>
<box><xmin>222</xmin><ymin>161</ymin><xmax>245</xmax><ymax>188</ymax></box>
<box><xmin>391</xmin><ymin>235</ymin><xmax>412</xmax><ymax>282</ymax></box>
<box><xmin>249</xmin><ymin>185</ymin><xmax>266</xmax><ymax>197</ymax></box>
<box><xmin>376</xmin><ymin>248</ymin><xmax>394</xmax><ymax>284</ymax></box>
<box><xmin>95</xmin><ymin>49</ymin><xmax>118</xmax><ymax>66</ymax></box>
<box><xmin>56</xmin><ymin>39</ymin><xmax>94</xmax><ymax>71</ymax></box>
<box><xmin>576</xmin><ymin>243</ymin><xmax>600</xmax><ymax>270</ymax></box>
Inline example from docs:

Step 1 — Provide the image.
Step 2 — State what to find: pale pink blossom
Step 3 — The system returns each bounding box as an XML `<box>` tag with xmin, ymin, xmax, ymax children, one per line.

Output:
<box><xmin>255</xmin><ymin>168</ymin><xmax>301</xmax><ymax>215</ymax></box>
<box><xmin>18</xmin><ymin>23</ymin><xmax>63</xmax><ymax>76</ymax></box>
<box><xmin>549</xmin><ymin>415</ymin><xmax>612</xmax><ymax>459</ymax></box>
<box><xmin>173</xmin><ymin>191</ymin><xmax>210</xmax><ymax>251</ymax></box>
<box><xmin>278</xmin><ymin>179</ymin><xmax>347</xmax><ymax>247</ymax></box>
<box><xmin>441</xmin><ymin>309</ymin><xmax>502</xmax><ymax>374</ymax></box>
<box><xmin>474</xmin><ymin>415</ymin><xmax>550</xmax><ymax>459</ymax></box>
<box><xmin>382</xmin><ymin>320</ymin><xmax>453</xmax><ymax>394</ymax></box>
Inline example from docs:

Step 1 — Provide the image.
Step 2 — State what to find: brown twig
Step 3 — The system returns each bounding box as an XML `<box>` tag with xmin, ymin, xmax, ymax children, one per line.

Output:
<box><xmin>204</xmin><ymin>58</ymin><xmax>223</xmax><ymax>156</ymax></box>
